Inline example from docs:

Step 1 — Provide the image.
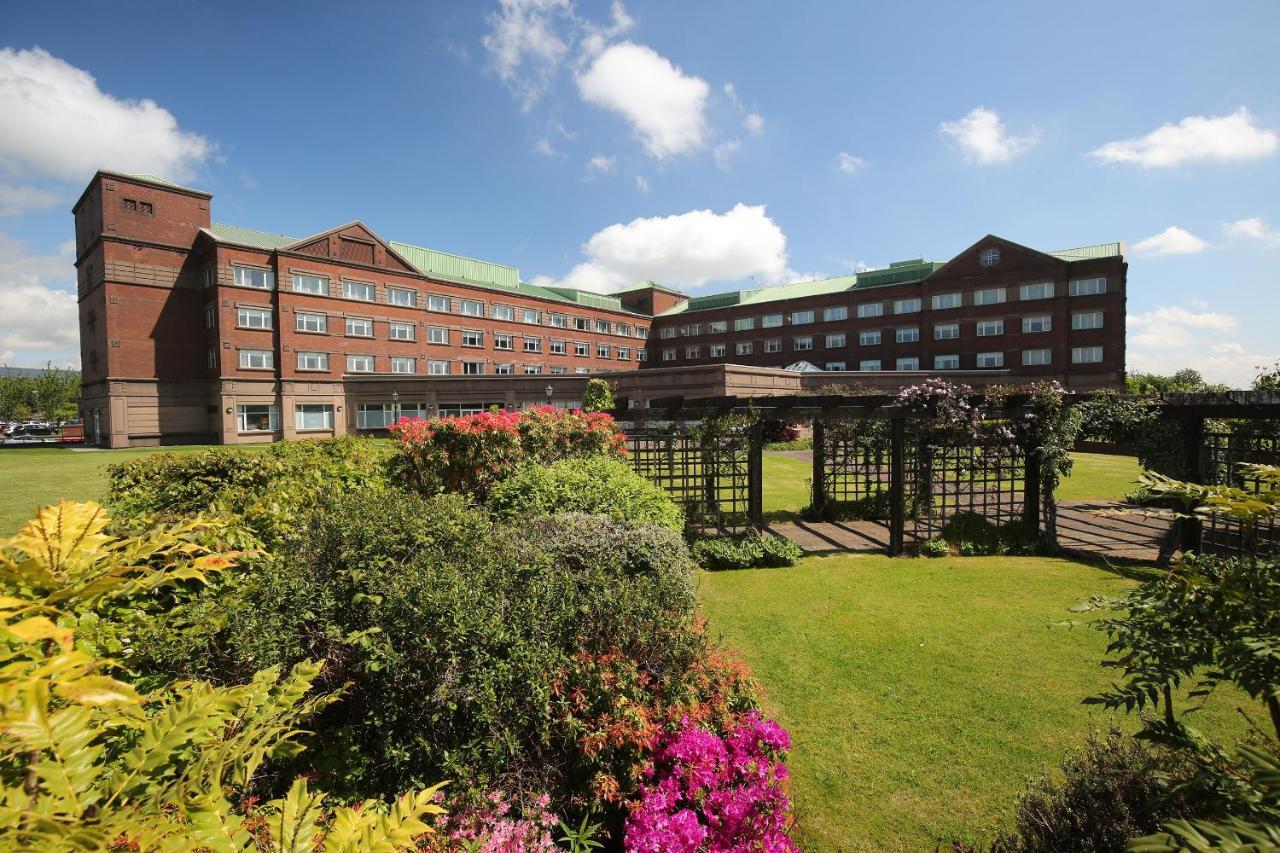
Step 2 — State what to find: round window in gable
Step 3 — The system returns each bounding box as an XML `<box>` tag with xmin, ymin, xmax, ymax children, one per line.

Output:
<box><xmin>978</xmin><ymin>246</ymin><xmax>1001</xmax><ymax>268</ymax></box>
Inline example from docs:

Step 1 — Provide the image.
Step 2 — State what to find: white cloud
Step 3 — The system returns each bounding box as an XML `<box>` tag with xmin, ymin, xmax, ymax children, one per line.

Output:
<box><xmin>0</xmin><ymin>183</ymin><xmax>62</xmax><ymax>216</ymax></box>
<box><xmin>1089</xmin><ymin>108</ymin><xmax>1279</xmax><ymax>168</ymax></box>
<box><xmin>576</xmin><ymin>41</ymin><xmax>709</xmax><ymax>158</ymax></box>
<box><xmin>713</xmin><ymin>138</ymin><xmax>741</xmax><ymax>170</ymax></box>
<box><xmin>834</xmin><ymin>152</ymin><xmax>866</xmax><ymax>175</ymax></box>
<box><xmin>743</xmin><ymin>113</ymin><xmax>764</xmax><ymax>136</ymax></box>
<box><xmin>585</xmin><ymin>153</ymin><xmax>615</xmax><ymax>175</ymax></box>
<box><xmin>0</xmin><ymin>231</ymin><xmax>78</xmax><ymax>367</ymax></box>
<box><xmin>634</xmin><ymin>175</ymin><xmax>650</xmax><ymax>194</ymax></box>
<box><xmin>1223</xmin><ymin>216</ymin><xmax>1280</xmax><ymax>247</ymax></box>
<box><xmin>0</xmin><ymin>47</ymin><xmax>213</xmax><ymax>182</ymax></box>
<box><xmin>938</xmin><ymin>106</ymin><xmax>1039</xmax><ymax>164</ymax></box>
<box><xmin>481</xmin><ymin>0</ymin><xmax>574</xmax><ymax>110</ymax></box>
<box><xmin>1132</xmin><ymin>225</ymin><xmax>1210</xmax><ymax>257</ymax></box>
<box><xmin>1128</xmin><ymin>302</ymin><xmax>1277</xmax><ymax>388</ymax></box>
<box><xmin>532</xmin><ymin>137</ymin><xmax>557</xmax><ymax>157</ymax></box>
<box><xmin>541</xmin><ymin>202</ymin><xmax>790</xmax><ymax>292</ymax></box>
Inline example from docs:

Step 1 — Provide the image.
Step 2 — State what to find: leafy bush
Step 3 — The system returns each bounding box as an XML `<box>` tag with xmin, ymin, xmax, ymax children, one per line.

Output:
<box><xmin>919</xmin><ymin>537</ymin><xmax>950</xmax><ymax>558</ymax></box>
<box><xmin>488</xmin><ymin>456</ymin><xmax>684</xmax><ymax>533</ymax></box>
<box><xmin>0</xmin><ymin>501</ymin><xmax>444</xmax><ymax>851</ymax></box>
<box><xmin>391</xmin><ymin>406</ymin><xmax>627</xmax><ymax>500</ymax></box>
<box><xmin>765</xmin><ymin>437</ymin><xmax>812</xmax><ymax>451</ymax></box>
<box><xmin>1076</xmin><ymin>392</ymin><xmax>1158</xmax><ymax>446</ymax></box>
<box><xmin>136</xmin><ymin>491</ymin><xmax>702</xmax><ymax>806</ymax></box>
<box><xmin>692</xmin><ymin>533</ymin><xmax>802</xmax><ymax>571</ymax></box>
<box><xmin>762</xmin><ymin>418</ymin><xmax>801</xmax><ymax>444</ymax></box>
<box><xmin>802</xmin><ymin>491</ymin><xmax>893</xmax><ymax>522</ymax></box>
<box><xmin>582</xmin><ymin>377</ymin><xmax>615</xmax><ymax>412</ymax></box>
<box><xmin>939</xmin><ymin>511</ymin><xmax>1038</xmax><ymax>556</ymax></box>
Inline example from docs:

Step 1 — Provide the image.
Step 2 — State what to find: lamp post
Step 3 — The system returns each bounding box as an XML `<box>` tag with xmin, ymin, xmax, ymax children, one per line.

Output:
<box><xmin>544</xmin><ymin>384</ymin><xmax>554</xmax><ymax>408</ymax></box>
<box><xmin>391</xmin><ymin>388</ymin><xmax>400</xmax><ymax>426</ymax></box>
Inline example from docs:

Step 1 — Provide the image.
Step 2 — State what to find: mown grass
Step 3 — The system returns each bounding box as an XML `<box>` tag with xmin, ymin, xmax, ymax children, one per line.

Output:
<box><xmin>698</xmin><ymin>554</ymin><xmax>1261</xmax><ymax>851</ymax></box>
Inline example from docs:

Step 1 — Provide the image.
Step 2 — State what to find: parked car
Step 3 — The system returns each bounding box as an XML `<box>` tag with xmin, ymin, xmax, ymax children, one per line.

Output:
<box><xmin>2</xmin><ymin>425</ymin><xmax>62</xmax><ymax>446</ymax></box>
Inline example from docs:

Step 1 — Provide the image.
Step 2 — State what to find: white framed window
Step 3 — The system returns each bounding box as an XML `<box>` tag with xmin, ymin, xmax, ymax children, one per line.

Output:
<box><xmin>976</xmin><ymin>319</ymin><xmax>1004</xmax><ymax>337</ymax></box>
<box><xmin>461</xmin><ymin>361</ymin><xmax>485</xmax><ymax>375</ymax></box>
<box><xmin>934</xmin><ymin>354</ymin><xmax>960</xmax><ymax>370</ymax></box>
<box><xmin>574</xmin><ymin>316</ymin><xmax>591</xmax><ymax>332</ymax></box>
<box><xmin>427</xmin><ymin>327</ymin><xmax>449</xmax><ymax>345</ymax></box>
<box><xmin>493</xmin><ymin>304</ymin><xmax>515</xmax><ymax>321</ymax></box>
<box><xmin>825</xmin><ymin>333</ymin><xmax>846</xmax><ymax>348</ymax></box>
<box><xmin>934</xmin><ymin>323</ymin><xmax>960</xmax><ymax>340</ymax></box>
<box><xmin>977</xmin><ymin>352</ymin><xmax>1004</xmax><ymax>368</ymax></box>
<box><xmin>734</xmin><ymin>317</ymin><xmax>757</xmax><ymax>331</ymax></box>
<box><xmin>791</xmin><ymin>310</ymin><xmax>815</xmax><ymax>325</ymax></box>
<box><xmin>524</xmin><ymin>337</ymin><xmax>541</xmax><ymax>353</ymax></box>
<box><xmin>1020</xmin><ymin>282</ymin><xmax>1054</xmax><ymax>300</ymax></box>
<box><xmin>550</xmin><ymin>339</ymin><xmax>567</xmax><ymax>355</ymax></box>
<box><xmin>707</xmin><ymin>320</ymin><xmax>728</xmax><ymax>334</ymax></box>
<box><xmin>296</xmin><ymin>312</ymin><xmax>327</xmax><ymax>333</ymax></box>
<box><xmin>461</xmin><ymin>330</ymin><xmax>484</xmax><ymax>348</ymax></box>
<box><xmin>342</xmin><ymin>280</ymin><xmax>376</xmax><ymax>302</ymax></box>
<box><xmin>686</xmin><ymin>346</ymin><xmax>700</xmax><ymax>359</ymax></box>
<box><xmin>460</xmin><ymin>299</ymin><xmax>485</xmax><ymax>318</ymax></box>
<box><xmin>895</xmin><ymin>327</ymin><xmax>920</xmax><ymax>343</ymax></box>
<box><xmin>494</xmin><ymin>333</ymin><xmax>513</xmax><ymax>351</ymax></box>
<box><xmin>427</xmin><ymin>294</ymin><xmax>450</xmax><ymax>313</ymax></box>
<box><xmin>659</xmin><ymin>327</ymin><xmax>676</xmax><ymax>339</ymax></box>
<box><xmin>635</xmin><ymin>327</ymin><xmax>648</xmax><ymax>339</ymax></box>
<box><xmin>345</xmin><ymin>317</ymin><xmax>373</xmax><ymax>337</ymax></box>
<box><xmin>709</xmin><ymin>343</ymin><xmax>727</xmax><ymax>357</ymax></box>
<box><xmin>427</xmin><ymin>360</ymin><xmax>449</xmax><ymax>375</ymax></box>
<box><xmin>390</xmin><ymin>356</ymin><xmax>416</xmax><ymax>374</ymax></box>
<box><xmin>931</xmin><ymin>292</ymin><xmax>962</xmax><ymax>310</ymax></box>
<box><xmin>550</xmin><ymin>367</ymin><xmax>566</xmax><ymax>375</ymax></box>
<box><xmin>973</xmin><ymin>287</ymin><xmax>1006</xmax><ymax>306</ymax></box>
<box><xmin>296</xmin><ymin>351</ymin><xmax>329</xmax><ymax>371</ymax></box>
<box><xmin>522</xmin><ymin>308</ymin><xmax>542</xmax><ymax>324</ymax></box>
<box><xmin>389</xmin><ymin>321</ymin><xmax>415</xmax><ymax>341</ymax></box>
<box><xmin>574</xmin><ymin>341</ymin><xmax>589</xmax><ymax>356</ymax></box>
<box><xmin>494</xmin><ymin>363</ymin><xmax>514</xmax><ymax>375</ymax></box>
<box><xmin>356</xmin><ymin>404</ymin><xmax>395</xmax><ymax>430</ymax></box>
<box><xmin>617</xmin><ymin>323</ymin><xmax>632</xmax><ymax>337</ymax></box>
<box><xmin>1072</xmin><ymin>311</ymin><xmax>1104</xmax><ymax>330</ymax></box>
<box><xmin>598</xmin><ymin>343</ymin><xmax>610</xmax><ymax>358</ymax></box>
<box><xmin>736</xmin><ymin>342</ymin><xmax>754</xmax><ymax>355</ymax></box>
<box><xmin>825</xmin><ymin>361</ymin><xmax>846</xmax><ymax>371</ymax></box>
<box><xmin>234</xmin><ymin>266</ymin><xmax>274</xmax><ymax>290</ymax></box>
<box><xmin>524</xmin><ymin>364</ymin><xmax>542</xmax><ymax>374</ymax></box>
<box><xmin>387</xmin><ymin>286</ymin><xmax>416</xmax><ymax>307</ymax></box>
<box><xmin>859</xmin><ymin>330</ymin><xmax>881</xmax><ymax>346</ymax></box>
<box><xmin>295</xmin><ymin>404</ymin><xmax>333</xmax><ymax>430</ymax></box>
<box><xmin>346</xmin><ymin>354</ymin><xmax>375</xmax><ymax>373</ymax></box>
<box><xmin>764</xmin><ymin>339</ymin><xmax>782</xmax><ymax>353</ymax></box>
<box><xmin>857</xmin><ymin>302</ymin><xmax>884</xmax><ymax>319</ymax></box>
<box><xmin>205</xmin><ymin>306</ymin><xmax>216</xmax><ymax>328</ymax></box>
<box><xmin>762</xmin><ymin>314</ymin><xmax>784</xmax><ymax>328</ymax></box>
<box><xmin>896</xmin><ymin>357</ymin><xmax>920</xmax><ymax>371</ymax></box>
<box><xmin>1072</xmin><ymin>346</ymin><xmax>1104</xmax><ymax>364</ymax></box>
<box><xmin>679</xmin><ymin>324</ymin><xmax>701</xmax><ymax>337</ymax></box>
<box><xmin>617</xmin><ymin>346</ymin><xmax>630</xmax><ymax>359</ymax></box>
<box><xmin>292</xmin><ymin>273</ymin><xmax>328</xmax><ymax>296</ymax></box>
<box><xmin>637</xmin><ymin>351</ymin><xmax>647</xmax><ymax>362</ymax></box>
<box><xmin>595</xmin><ymin>319</ymin><xmax>609</xmax><ymax>333</ymax></box>
<box><xmin>237</xmin><ymin>307</ymin><xmax>272</xmax><ymax>329</ymax></box>
<box><xmin>859</xmin><ymin>359</ymin><xmax>881</xmax><ymax>371</ymax></box>
<box><xmin>893</xmin><ymin>298</ymin><xmax>921</xmax><ymax>314</ymax></box>
<box><xmin>1069</xmin><ymin>277</ymin><xmax>1107</xmax><ymax>297</ymax></box>
<box><xmin>1022</xmin><ymin>348</ymin><xmax>1052</xmax><ymax>366</ymax></box>
<box><xmin>238</xmin><ymin>349</ymin><xmax>274</xmax><ymax>370</ymax></box>
<box><xmin>979</xmin><ymin>246</ymin><xmax>1001</xmax><ymax>268</ymax></box>
<box><xmin>207</xmin><ymin>348</ymin><xmax>218</xmax><ymax>369</ymax></box>
<box><xmin>823</xmin><ymin>306</ymin><xmax>848</xmax><ymax>322</ymax></box>
<box><xmin>237</xmin><ymin>404</ymin><xmax>278</xmax><ymax>432</ymax></box>
<box><xmin>576</xmin><ymin>365</ymin><xmax>592</xmax><ymax>372</ymax></box>
<box><xmin>661</xmin><ymin>348</ymin><xmax>676</xmax><ymax>362</ymax></box>
<box><xmin>1022</xmin><ymin>315</ymin><xmax>1052</xmax><ymax>333</ymax></box>
<box><xmin>793</xmin><ymin>336</ymin><xmax>814</xmax><ymax>351</ymax></box>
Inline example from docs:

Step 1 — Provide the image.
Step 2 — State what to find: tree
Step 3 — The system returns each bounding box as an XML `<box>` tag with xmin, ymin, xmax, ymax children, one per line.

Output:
<box><xmin>1254</xmin><ymin>361</ymin><xmax>1280</xmax><ymax>391</ymax></box>
<box><xmin>582</xmin><ymin>377</ymin><xmax>615</xmax><ymax>413</ymax></box>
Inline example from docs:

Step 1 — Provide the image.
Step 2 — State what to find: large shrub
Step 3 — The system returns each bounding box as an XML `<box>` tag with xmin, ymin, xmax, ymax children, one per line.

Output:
<box><xmin>488</xmin><ymin>456</ymin><xmax>684</xmax><ymax>533</ymax></box>
<box><xmin>390</xmin><ymin>406</ymin><xmax>627</xmax><ymax>500</ymax></box>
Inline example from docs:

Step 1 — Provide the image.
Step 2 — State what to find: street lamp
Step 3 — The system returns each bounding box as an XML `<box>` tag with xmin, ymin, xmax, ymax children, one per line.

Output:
<box><xmin>544</xmin><ymin>384</ymin><xmax>554</xmax><ymax>407</ymax></box>
<box><xmin>391</xmin><ymin>388</ymin><xmax>400</xmax><ymax>425</ymax></box>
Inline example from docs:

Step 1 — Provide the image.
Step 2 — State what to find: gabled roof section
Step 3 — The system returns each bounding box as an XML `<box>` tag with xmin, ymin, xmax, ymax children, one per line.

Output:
<box><xmin>277</xmin><ymin>221</ymin><xmax>415</xmax><ymax>273</ymax></box>
<box><xmin>207</xmin><ymin>223</ymin><xmax>296</xmax><ymax>251</ymax></box>
<box><xmin>615</xmin><ymin>280</ymin><xmax>687</xmax><ymax>296</ymax></box>
<box><xmin>923</xmin><ymin>234</ymin><xmax>1066</xmax><ymax>281</ymax></box>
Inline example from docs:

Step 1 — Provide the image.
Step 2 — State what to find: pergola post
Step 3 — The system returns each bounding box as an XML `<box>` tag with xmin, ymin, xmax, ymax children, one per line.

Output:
<box><xmin>748</xmin><ymin>418</ymin><xmax>764</xmax><ymax>529</ymax></box>
<box><xmin>811</xmin><ymin>417</ymin><xmax>827</xmax><ymax>520</ymax></box>
<box><xmin>1180</xmin><ymin>413</ymin><xmax>1205</xmax><ymax>553</ymax></box>
<box><xmin>889</xmin><ymin>416</ymin><xmax>905</xmax><ymax>555</ymax></box>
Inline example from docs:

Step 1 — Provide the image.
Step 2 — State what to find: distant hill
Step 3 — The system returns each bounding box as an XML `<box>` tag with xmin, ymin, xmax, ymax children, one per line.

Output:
<box><xmin>0</xmin><ymin>366</ymin><xmax>81</xmax><ymax>378</ymax></box>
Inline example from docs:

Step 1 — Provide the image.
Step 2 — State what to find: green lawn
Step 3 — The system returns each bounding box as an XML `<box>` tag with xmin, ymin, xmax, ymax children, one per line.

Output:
<box><xmin>699</xmin><ymin>554</ymin><xmax>1259</xmax><ymax>851</ymax></box>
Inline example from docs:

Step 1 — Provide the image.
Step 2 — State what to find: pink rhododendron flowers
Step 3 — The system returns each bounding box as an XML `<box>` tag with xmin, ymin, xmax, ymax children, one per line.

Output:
<box><xmin>624</xmin><ymin>711</ymin><xmax>797</xmax><ymax>852</ymax></box>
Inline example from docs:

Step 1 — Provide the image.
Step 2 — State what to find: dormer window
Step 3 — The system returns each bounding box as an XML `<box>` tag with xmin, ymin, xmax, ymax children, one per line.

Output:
<box><xmin>979</xmin><ymin>246</ymin><xmax>1001</xmax><ymax>268</ymax></box>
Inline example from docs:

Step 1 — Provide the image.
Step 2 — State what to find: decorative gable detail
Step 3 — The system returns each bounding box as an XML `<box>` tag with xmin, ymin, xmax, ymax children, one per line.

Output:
<box><xmin>281</xmin><ymin>221</ymin><xmax>417</xmax><ymax>274</ymax></box>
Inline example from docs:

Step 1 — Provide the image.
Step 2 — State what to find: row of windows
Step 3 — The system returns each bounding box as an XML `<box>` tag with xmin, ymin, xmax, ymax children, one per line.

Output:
<box><xmin>735</xmin><ymin>346</ymin><xmax>1106</xmax><ymax>373</ymax></box>
<box><xmin>230</xmin><ymin>266</ymin><xmax>646</xmax><ymax>337</ymax></box>
<box><xmin>234</xmin><ymin>348</ymin><xmax>611</xmax><ymax>377</ymax></box>
<box><xmin>660</xmin><ymin>278</ymin><xmax>1109</xmax><ymax>338</ymax></box>
<box><xmin>238</xmin><ymin>401</ymin><xmax>587</xmax><ymax>434</ymax></box>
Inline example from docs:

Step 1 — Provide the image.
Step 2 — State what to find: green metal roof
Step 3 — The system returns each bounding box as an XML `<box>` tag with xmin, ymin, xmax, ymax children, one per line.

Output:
<box><xmin>1048</xmin><ymin>242</ymin><xmax>1125</xmax><ymax>261</ymax></box>
<box><xmin>540</xmin><ymin>286</ymin><xmax>626</xmax><ymax>311</ymax></box>
<box><xmin>614</xmin><ymin>279</ymin><xmax>686</xmax><ymax>296</ymax></box>
<box><xmin>209</xmin><ymin>223</ymin><xmax>295</xmax><ymax>250</ymax></box>
<box><xmin>388</xmin><ymin>240</ymin><xmax>519</xmax><ymax>290</ymax></box>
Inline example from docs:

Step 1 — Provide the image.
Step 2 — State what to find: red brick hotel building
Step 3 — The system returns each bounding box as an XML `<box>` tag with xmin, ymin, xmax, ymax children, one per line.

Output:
<box><xmin>73</xmin><ymin>171</ymin><xmax>1126</xmax><ymax>446</ymax></box>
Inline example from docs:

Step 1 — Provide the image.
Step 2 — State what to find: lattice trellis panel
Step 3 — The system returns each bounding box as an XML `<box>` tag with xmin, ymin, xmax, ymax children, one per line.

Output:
<box><xmin>905</xmin><ymin>427</ymin><xmax>1025</xmax><ymax>542</ymax></box>
<box><xmin>821</xmin><ymin>420</ymin><xmax>894</xmax><ymax>517</ymax></box>
<box><xmin>626</xmin><ymin>429</ymin><xmax>755</xmax><ymax>531</ymax></box>
<box><xmin>1201</xmin><ymin>427</ymin><xmax>1280</xmax><ymax>557</ymax></box>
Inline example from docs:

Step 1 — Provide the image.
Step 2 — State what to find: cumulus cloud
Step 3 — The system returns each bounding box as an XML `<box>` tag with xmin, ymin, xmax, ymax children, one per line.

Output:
<box><xmin>1089</xmin><ymin>108</ymin><xmax>1279</xmax><ymax>168</ymax></box>
<box><xmin>539</xmin><ymin>203</ymin><xmax>790</xmax><ymax>292</ymax></box>
<box><xmin>585</xmin><ymin>153</ymin><xmax>615</xmax><ymax>175</ymax></box>
<box><xmin>0</xmin><ymin>231</ymin><xmax>78</xmax><ymax>367</ymax></box>
<box><xmin>0</xmin><ymin>47</ymin><xmax>213</xmax><ymax>182</ymax></box>
<box><xmin>1223</xmin><ymin>216</ymin><xmax>1280</xmax><ymax>247</ymax></box>
<box><xmin>834</xmin><ymin>152</ymin><xmax>866</xmax><ymax>175</ymax></box>
<box><xmin>576</xmin><ymin>42</ymin><xmax>709</xmax><ymax>159</ymax></box>
<box><xmin>1132</xmin><ymin>226</ymin><xmax>1210</xmax><ymax>257</ymax></box>
<box><xmin>0</xmin><ymin>183</ymin><xmax>62</xmax><ymax>216</ymax></box>
<box><xmin>1128</xmin><ymin>302</ymin><xmax>1277</xmax><ymax>388</ymax></box>
<box><xmin>939</xmin><ymin>106</ymin><xmax>1039</xmax><ymax>164</ymax></box>
<box><xmin>481</xmin><ymin>0</ymin><xmax>574</xmax><ymax>110</ymax></box>
<box><xmin>713</xmin><ymin>138</ymin><xmax>741</xmax><ymax>170</ymax></box>
<box><xmin>744</xmin><ymin>113</ymin><xmax>764</xmax><ymax>136</ymax></box>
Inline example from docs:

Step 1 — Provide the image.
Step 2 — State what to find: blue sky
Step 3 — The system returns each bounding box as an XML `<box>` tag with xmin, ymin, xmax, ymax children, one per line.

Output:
<box><xmin>2</xmin><ymin>0</ymin><xmax>1278</xmax><ymax>384</ymax></box>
